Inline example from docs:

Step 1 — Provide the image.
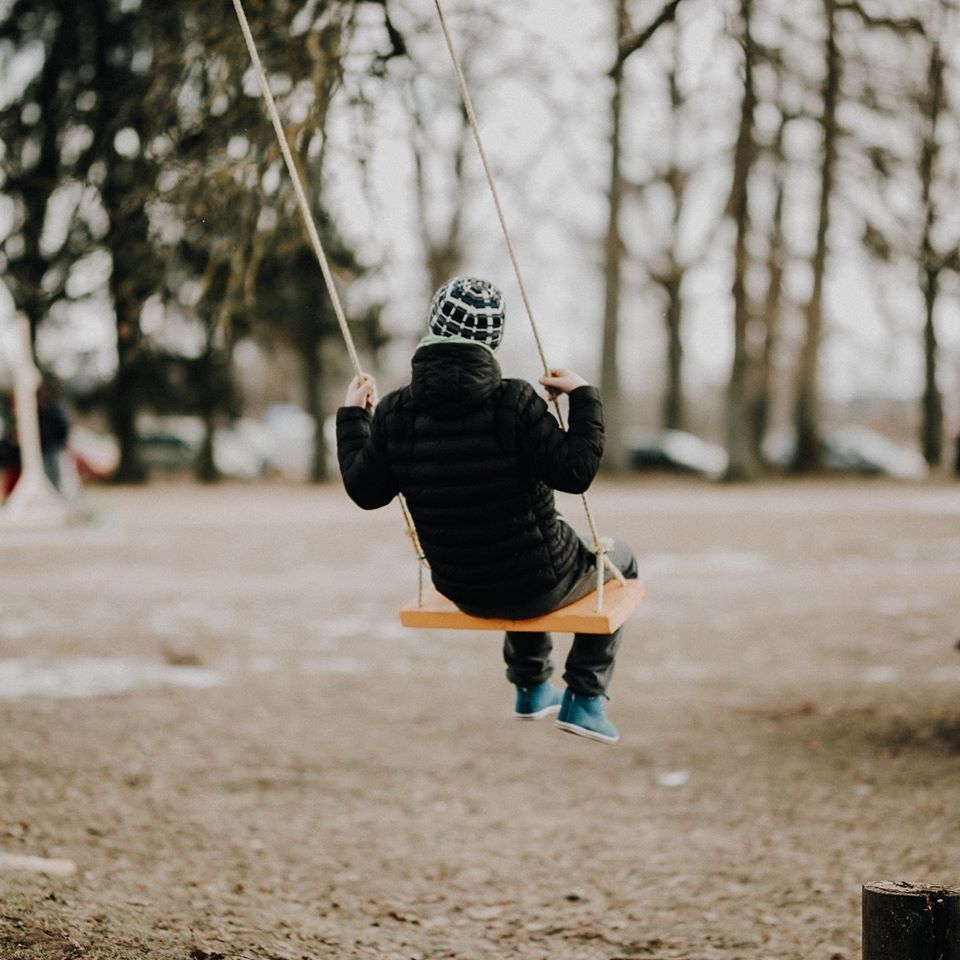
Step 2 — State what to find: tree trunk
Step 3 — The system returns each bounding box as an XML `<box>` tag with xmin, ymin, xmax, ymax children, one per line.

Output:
<box><xmin>921</xmin><ymin>268</ymin><xmax>943</xmax><ymax>467</ymax></box>
<box><xmin>661</xmin><ymin>52</ymin><xmax>686</xmax><ymax>434</ymax></box>
<box><xmin>196</xmin><ymin>415</ymin><xmax>218</xmax><ymax>484</ymax></box>
<box><xmin>303</xmin><ymin>335</ymin><xmax>327</xmax><ymax>484</ymax></box>
<box><xmin>662</xmin><ymin>272</ymin><xmax>684</xmax><ymax>431</ymax></box>
<box><xmin>194</xmin><ymin>332</ymin><xmax>223</xmax><ymax>485</ymax></box>
<box><xmin>95</xmin><ymin>0</ymin><xmax>153</xmax><ymax>484</ymax></box>
<box><xmin>600</xmin><ymin>0</ymin><xmax>629</xmax><ymax>474</ymax></box>
<box><xmin>107</xmin><ymin>327</ymin><xmax>147</xmax><ymax>484</ymax></box>
<box><xmin>792</xmin><ymin>0</ymin><xmax>839</xmax><ymax>473</ymax></box>
<box><xmin>919</xmin><ymin>40</ymin><xmax>944</xmax><ymax>468</ymax></box>
<box><xmin>862</xmin><ymin>881</ymin><xmax>960</xmax><ymax>960</ymax></box>
<box><xmin>723</xmin><ymin>0</ymin><xmax>760</xmax><ymax>482</ymax></box>
<box><xmin>751</xmin><ymin>119</ymin><xmax>787</xmax><ymax>461</ymax></box>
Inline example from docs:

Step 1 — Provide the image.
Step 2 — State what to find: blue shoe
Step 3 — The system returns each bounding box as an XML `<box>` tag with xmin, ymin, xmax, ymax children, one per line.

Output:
<box><xmin>514</xmin><ymin>681</ymin><xmax>563</xmax><ymax>720</ymax></box>
<box><xmin>555</xmin><ymin>689</ymin><xmax>619</xmax><ymax>744</ymax></box>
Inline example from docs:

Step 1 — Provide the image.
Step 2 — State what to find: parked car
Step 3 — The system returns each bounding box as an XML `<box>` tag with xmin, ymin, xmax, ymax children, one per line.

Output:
<box><xmin>69</xmin><ymin>426</ymin><xmax>120</xmax><ymax>481</ymax></box>
<box><xmin>135</xmin><ymin>416</ymin><xmax>203</xmax><ymax>473</ymax></box>
<box><xmin>627</xmin><ymin>429</ymin><xmax>728</xmax><ymax>480</ymax></box>
<box><xmin>213</xmin><ymin>418</ymin><xmax>276</xmax><ymax>479</ymax></box>
<box><xmin>763</xmin><ymin>426</ymin><xmax>928</xmax><ymax>480</ymax></box>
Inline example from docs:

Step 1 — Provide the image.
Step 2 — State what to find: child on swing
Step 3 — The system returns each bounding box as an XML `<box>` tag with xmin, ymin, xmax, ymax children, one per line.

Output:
<box><xmin>337</xmin><ymin>277</ymin><xmax>637</xmax><ymax>743</ymax></box>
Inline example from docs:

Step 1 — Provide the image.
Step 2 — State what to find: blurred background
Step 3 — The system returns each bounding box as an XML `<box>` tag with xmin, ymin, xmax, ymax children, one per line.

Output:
<box><xmin>0</xmin><ymin>0</ymin><xmax>958</xmax><ymax>492</ymax></box>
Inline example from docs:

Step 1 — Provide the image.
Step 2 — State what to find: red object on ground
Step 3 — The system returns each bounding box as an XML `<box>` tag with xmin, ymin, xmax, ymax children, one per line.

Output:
<box><xmin>2</xmin><ymin>467</ymin><xmax>20</xmax><ymax>499</ymax></box>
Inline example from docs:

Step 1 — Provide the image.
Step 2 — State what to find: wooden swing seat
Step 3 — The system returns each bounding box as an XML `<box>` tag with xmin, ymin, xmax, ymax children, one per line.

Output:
<box><xmin>400</xmin><ymin>578</ymin><xmax>645</xmax><ymax>633</ymax></box>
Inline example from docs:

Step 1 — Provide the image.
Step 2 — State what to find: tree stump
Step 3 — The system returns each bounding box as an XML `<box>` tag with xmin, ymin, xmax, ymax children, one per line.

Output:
<box><xmin>863</xmin><ymin>881</ymin><xmax>960</xmax><ymax>960</ymax></box>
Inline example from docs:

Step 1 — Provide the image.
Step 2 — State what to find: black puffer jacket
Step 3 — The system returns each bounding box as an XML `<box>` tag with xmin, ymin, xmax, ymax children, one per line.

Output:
<box><xmin>336</xmin><ymin>342</ymin><xmax>604</xmax><ymax>618</ymax></box>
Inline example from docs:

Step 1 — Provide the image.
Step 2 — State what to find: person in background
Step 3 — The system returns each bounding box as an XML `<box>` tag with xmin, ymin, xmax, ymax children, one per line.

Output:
<box><xmin>0</xmin><ymin>382</ymin><xmax>70</xmax><ymax>497</ymax></box>
<box><xmin>37</xmin><ymin>381</ymin><xmax>70</xmax><ymax>491</ymax></box>
<box><xmin>0</xmin><ymin>393</ymin><xmax>17</xmax><ymax>500</ymax></box>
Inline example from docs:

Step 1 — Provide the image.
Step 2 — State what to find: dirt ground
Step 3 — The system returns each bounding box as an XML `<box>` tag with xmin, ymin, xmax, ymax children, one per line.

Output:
<box><xmin>1</xmin><ymin>477</ymin><xmax>960</xmax><ymax>959</ymax></box>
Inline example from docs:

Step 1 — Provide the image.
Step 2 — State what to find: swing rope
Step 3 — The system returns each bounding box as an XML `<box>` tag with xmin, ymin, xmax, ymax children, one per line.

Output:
<box><xmin>230</xmin><ymin>0</ymin><xmax>429</xmax><ymax>589</ymax></box>
<box><xmin>230</xmin><ymin>0</ymin><xmax>360</xmax><ymax>378</ymax></box>
<box><xmin>431</xmin><ymin>0</ymin><xmax>623</xmax><ymax>606</ymax></box>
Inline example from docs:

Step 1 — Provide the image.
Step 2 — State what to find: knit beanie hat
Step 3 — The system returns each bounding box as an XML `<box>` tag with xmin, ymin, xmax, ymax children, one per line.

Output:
<box><xmin>427</xmin><ymin>276</ymin><xmax>505</xmax><ymax>350</ymax></box>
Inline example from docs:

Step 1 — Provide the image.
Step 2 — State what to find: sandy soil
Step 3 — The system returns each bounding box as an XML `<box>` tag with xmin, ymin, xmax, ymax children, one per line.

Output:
<box><xmin>1</xmin><ymin>478</ymin><xmax>959</xmax><ymax>959</ymax></box>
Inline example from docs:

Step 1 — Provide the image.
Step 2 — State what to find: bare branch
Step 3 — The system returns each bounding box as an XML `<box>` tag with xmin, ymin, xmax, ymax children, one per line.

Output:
<box><xmin>835</xmin><ymin>1</ymin><xmax>924</xmax><ymax>34</ymax></box>
<box><xmin>362</xmin><ymin>0</ymin><xmax>408</xmax><ymax>62</ymax></box>
<box><xmin>938</xmin><ymin>247</ymin><xmax>960</xmax><ymax>275</ymax></box>
<box><xmin>616</xmin><ymin>0</ymin><xmax>684</xmax><ymax>67</ymax></box>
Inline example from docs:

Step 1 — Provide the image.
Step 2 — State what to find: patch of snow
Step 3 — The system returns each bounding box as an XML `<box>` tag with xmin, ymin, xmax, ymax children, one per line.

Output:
<box><xmin>863</xmin><ymin>665</ymin><xmax>898</xmax><ymax>684</ymax></box>
<box><xmin>0</xmin><ymin>657</ymin><xmax>223</xmax><ymax>700</ymax></box>
<box><xmin>0</xmin><ymin>618</ymin><xmax>37</xmax><ymax>642</ymax></box>
<box><xmin>656</xmin><ymin>770</ymin><xmax>691</xmax><ymax>789</ymax></box>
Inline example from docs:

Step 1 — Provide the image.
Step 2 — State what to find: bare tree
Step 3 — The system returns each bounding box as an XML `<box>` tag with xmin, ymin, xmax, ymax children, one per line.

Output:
<box><xmin>641</xmin><ymin>28</ymin><xmax>723</xmax><ymax>435</ymax></box>
<box><xmin>919</xmin><ymin>36</ymin><xmax>945</xmax><ymax>467</ymax></box>
<box><xmin>167</xmin><ymin>1</ymin><xmax>396</xmax><ymax>482</ymax></box>
<box><xmin>600</xmin><ymin>0</ymin><xmax>630</xmax><ymax>473</ymax></box>
<box><xmin>748</xmin><ymin>99</ymin><xmax>790</xmax><ymax>462</ymax></box>
<box><xmin>914</xmin><ymin>2</ymin><xmax>960</xmax><ymax>469</ymax></box>
<box><xmin>840</xmin><ymin>1</ymin><xmax>955</xmax><ymax>470</ymax></box>
<box><xmin>723</xmin><ymin>0</ymin><xmax>762</xmax><ymax>481</ymax></box>
<box><xmin>789</xmin><ymin>0</ymin><xmax>839</xmax><ymax>472</ymax></box>
<box><xmin>604</xmin><ymin>0</ymin><xmax>687</xmax><ymax>472</ymax></box>
<box><xmin>0</xmin><ymin>0</ymin><xmax>175</xmax><ymax>481</ymax></box>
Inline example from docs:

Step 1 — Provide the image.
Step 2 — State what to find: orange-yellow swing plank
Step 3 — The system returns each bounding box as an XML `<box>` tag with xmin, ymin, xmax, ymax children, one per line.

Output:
<box><xmin>400</xmin><ymin>578</ymin><xmax>645</xmax><ymax>633</ymax></box>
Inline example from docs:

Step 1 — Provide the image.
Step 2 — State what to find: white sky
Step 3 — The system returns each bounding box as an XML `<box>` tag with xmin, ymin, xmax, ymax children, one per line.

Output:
<box><xmin>2</xmin><ymin>0</ymin><xmax>958</xmax><ymax>423</ymax></box>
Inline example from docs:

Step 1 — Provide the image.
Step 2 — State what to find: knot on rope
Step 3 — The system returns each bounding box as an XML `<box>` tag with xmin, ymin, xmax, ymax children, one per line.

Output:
<box><xmin>593</xmin><ymin>536</ymin><xmax>626</xmax><ymax>586</ymax></box>
<box><xmin>590</xmin><ymin>534</ymin><xmax>625</xmax><ymax>613</ymax></box>
<box><xmin>403</xmin><ymin>524</ymin><xmax>430</xmax><ymax>569</ymax></box>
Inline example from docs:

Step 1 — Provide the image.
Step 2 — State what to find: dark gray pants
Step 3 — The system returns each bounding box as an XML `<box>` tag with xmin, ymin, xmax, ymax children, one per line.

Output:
<box><xmin>503</xmin><ymin>538</ymin><xmax>638</xmax><ymax>697</ymax></box>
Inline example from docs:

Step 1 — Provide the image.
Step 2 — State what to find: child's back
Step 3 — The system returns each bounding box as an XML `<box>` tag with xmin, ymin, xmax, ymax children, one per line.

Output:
<box><xmin>338</xmin><ymin>335</ymin><xmax>604</xmax><ymax>619</ymax></box>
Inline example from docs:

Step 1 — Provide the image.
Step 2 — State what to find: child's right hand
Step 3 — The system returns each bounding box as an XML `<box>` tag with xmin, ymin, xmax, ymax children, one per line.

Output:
<box><xmin>344</xmin><ymin>373</ymin><xmax>378</xmax><ymax>410</ymax></box>
<box><xmin>539</xmin><ymin>368</ymin><xmax>589</xmax><ymax>400</ymax></box>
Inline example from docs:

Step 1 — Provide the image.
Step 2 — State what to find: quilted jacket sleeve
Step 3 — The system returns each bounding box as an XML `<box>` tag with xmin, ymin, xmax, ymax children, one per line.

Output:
<box><xmin>336</xmin><ymin>405</ymin><xmax>399</xmax><ymax>510</ymax></box>
<box><xmin>516</xmin><ymin>383</ymin><xmax>605</xmax><ymax>494</ymax></box>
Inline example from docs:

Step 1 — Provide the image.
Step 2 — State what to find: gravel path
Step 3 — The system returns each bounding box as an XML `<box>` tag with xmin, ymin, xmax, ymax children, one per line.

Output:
<box><xmin>2</xmin><ymin>479</ymin><xmax>959</xmax><ymax>959</ymax></box>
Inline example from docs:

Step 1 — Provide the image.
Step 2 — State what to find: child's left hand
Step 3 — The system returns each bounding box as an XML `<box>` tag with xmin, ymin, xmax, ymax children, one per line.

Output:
<box><xmin>344</xmin><ymin>373</ymin><xmax>378</xmax><ymax>410</ymax></box>
<box><xmin>539</xmin><ymin>368</ymin><xmax>589</xmax><ymax>400</ymax></box>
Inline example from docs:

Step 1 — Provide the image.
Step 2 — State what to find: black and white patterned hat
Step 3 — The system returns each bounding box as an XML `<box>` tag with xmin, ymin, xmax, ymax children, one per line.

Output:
<box><xmin>428</xmin><ymin>276</ymin><xmax>505</xmax><ymax>350</ymax></box>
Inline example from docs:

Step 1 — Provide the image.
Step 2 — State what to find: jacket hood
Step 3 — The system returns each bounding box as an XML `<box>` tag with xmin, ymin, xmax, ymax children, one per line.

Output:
<box><xmin>410</xmin><ymin>341</ymin><xmax>502</xmax><ymax>417</ymax></box>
